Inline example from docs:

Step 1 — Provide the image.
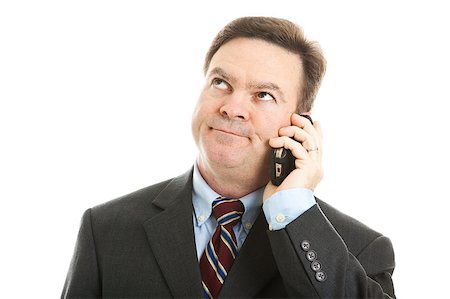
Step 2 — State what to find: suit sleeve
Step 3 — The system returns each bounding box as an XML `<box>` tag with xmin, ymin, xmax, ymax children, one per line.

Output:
<box><xmin>267</xmin><ymin>204</ymin><xmax>396</xmax><ymax>298</ymax></box>
<box><xmin>61</xmin><ymin>209</ymin><xmax>101</xmax><ymax>299</ymax></box>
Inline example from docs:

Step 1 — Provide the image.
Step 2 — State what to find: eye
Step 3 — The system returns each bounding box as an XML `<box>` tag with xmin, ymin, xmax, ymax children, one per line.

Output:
<box><xmin>212</xmin><ymin>78</ymin><xmax>230</xmax><ymax>91</ymax></box>
<box><xmin>256</xmin><ymin>92</ymin><xmax>275</xmax><ymax>101</ymax></box>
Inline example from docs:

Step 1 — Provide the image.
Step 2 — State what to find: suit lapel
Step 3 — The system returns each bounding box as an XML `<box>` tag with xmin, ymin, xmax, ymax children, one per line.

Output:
<box><xmin>142</xmin><ymin>169</ymin><xmax>203</xmax><ymax>298</ymax></box>
<box><xmin>219</xmin><ymin>211</ymin><xmax>279</xmax><ymax>298</ymax></box>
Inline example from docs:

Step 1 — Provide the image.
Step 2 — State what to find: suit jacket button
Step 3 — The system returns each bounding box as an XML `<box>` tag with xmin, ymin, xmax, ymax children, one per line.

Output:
<box><xmin>311</xmin><ymin>260</ymin><xmax>321</xmax><ymax>272</ymax></box>
<box><xmin>306</xmin><ymin>250</ymin><xmax>317</xmax><ymax>261</ymax></box>
<box><xmin>315</xmin><ymin>271</ymin><xmax>327</xmax><ymax>282</ymax></box>
<box><xmin>301</xmin><ymin>240</ymin><xmax>311</xmax><ymax>251</ymax></box>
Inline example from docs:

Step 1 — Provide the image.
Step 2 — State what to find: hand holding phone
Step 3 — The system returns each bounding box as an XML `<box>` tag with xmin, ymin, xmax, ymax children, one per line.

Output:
<box><xmin>270</xmin><ymin>115</ymin><xmax>314</xmax><ymax>186</ymax></box>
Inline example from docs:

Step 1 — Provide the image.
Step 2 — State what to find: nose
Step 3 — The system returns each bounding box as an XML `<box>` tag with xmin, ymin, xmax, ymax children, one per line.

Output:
<box><xmin>219</xmin><ymin>93</ymin><xmax>250</xmax><ymax>121</ymax></box>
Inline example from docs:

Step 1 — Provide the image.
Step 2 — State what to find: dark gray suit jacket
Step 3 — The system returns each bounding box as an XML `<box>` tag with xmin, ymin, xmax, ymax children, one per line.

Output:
<box><xmin>62</xmin><ymin>168</ymin><xmax>395</xmax><ymax>298</ymax></box>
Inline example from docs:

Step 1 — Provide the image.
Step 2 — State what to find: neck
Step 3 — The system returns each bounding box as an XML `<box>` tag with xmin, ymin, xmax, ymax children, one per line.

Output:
<box><xmin>197</xmin><ymin>157</ymin><xmax>269</xmax><ymax>199</ymax></box>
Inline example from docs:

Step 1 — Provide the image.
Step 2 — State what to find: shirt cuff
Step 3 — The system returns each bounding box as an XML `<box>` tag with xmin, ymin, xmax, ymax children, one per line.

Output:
<box><xmin>263</xmin><ymin>188</ymin><xmax>316</xmax><ymax>231</ymax></box>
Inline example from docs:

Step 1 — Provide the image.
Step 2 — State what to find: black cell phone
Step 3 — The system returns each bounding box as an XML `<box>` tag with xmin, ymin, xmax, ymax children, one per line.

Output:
<box><xmin>270</xmin><ymin>115</ymin><xmax>313</xmax><ymax>186</ymax></box>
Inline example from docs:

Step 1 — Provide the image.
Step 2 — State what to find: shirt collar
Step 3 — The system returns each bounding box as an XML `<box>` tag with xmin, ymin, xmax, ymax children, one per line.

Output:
<box><xmin>192</xmin><ymin>162</ymin><xmax>263</xmax><ymax>231</ymax></box>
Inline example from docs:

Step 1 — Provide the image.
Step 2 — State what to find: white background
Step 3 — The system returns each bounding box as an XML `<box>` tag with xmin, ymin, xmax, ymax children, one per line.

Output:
<box><xmin>1</xmin><ymin>1</ymin><xmax>449</xmax><ymax>298</ymax></box>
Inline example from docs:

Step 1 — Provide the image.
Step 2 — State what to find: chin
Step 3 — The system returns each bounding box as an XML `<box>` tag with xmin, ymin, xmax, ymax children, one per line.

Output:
<box><xmin>207</xmin><ymin>148</ymin><xmax>246</xmax><ymax>169</ymax></box>
<box><xmin>198</xmin><ymin>130</ymin><xmax>269</xmax><ymax>173</ymax></box>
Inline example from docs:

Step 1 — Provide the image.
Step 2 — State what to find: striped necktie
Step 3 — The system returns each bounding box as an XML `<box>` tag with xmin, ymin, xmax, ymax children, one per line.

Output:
<box><xmin>199</xmin><ymin>197</ymin><xmax>245</xmax><ymax>299</ymax></box>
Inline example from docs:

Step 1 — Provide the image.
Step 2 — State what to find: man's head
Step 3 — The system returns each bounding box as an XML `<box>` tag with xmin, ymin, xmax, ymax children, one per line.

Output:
<box><xmin>203</xmin><ymin>16</ymin><xmax>326</xmax><ymax>113</ymax></box>
<box><xmin>191</xmin><ymin>17</ymin><xmax>326</xmax><ymax>196</ymax></box>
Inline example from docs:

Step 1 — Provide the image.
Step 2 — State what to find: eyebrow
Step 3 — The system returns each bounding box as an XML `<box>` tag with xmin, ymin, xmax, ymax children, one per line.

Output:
<box><xmin>208</xmin><ymin>67</ymin><xmax>285</xmax><ymax>101</ymax></box>
<box><xmin>208</xmin><ymin>67</ymin><xmax>236</xmax><ymax>82</ymax></box>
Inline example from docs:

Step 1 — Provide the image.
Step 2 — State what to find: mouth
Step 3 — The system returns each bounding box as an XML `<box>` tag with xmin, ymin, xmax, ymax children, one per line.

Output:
<box><xmin>211</xmin><ymin>127</ymin><xmax>247</xmax><ymax>138</ymax></box>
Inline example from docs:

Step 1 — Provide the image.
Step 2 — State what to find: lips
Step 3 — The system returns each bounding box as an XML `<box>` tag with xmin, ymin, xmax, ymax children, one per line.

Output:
<box><xmin>206</xmin><ymin>118</ymin><xmax>253</xmax><ymax>138</ymax></box>
<box><xmin>213</xmin><ymin>127</ymin><xmax>246</xmax><ymax>138</ymax></box>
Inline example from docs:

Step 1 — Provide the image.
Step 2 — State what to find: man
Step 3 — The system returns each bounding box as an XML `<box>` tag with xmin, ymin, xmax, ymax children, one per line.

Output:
<box><xmin>62</xmin><ymin>17</ymin><xmax>395</xmax><ymax>298</ymax></box>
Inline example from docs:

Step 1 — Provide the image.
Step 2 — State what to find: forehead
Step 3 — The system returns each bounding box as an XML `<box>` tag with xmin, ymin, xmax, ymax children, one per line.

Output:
<box><xmin>208</xmin><ymin>38</ymin><xmax>303</xmax><ymax>95</ymax></box>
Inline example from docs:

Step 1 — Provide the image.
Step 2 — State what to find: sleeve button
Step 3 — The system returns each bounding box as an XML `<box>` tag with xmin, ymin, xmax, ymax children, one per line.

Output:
<box><xmin>315</xmin><ymin>271</ymin><xmax>327</xmax><ymax>282</ymax></box>
<box><xmin>301</xmin><ymin>240</ymin><xmax>311</xmax><ymax>251</ymax></box>
<box><xmin>306</xmin><ymin>250</ymin><xmax>317</xmax><ymax>261</ymax></box>
<box><xmin>311</xmin><ymin>260</ymin><xmax>321</xmax><ymax>271</ymax></box>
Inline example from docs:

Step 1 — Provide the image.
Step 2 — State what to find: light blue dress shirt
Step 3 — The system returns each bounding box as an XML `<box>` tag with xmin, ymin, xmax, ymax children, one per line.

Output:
<box><xmin>192</xmin><ymin>163</ymin><xmax>316</xmax><ymax>260</ymax></box>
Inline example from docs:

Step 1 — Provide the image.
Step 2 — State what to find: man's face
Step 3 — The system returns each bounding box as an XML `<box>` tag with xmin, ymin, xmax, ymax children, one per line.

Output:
<box><xmin>192</xmin><ymin>37</ymin><xmax>302</xmax><ymax>180</ymax></box>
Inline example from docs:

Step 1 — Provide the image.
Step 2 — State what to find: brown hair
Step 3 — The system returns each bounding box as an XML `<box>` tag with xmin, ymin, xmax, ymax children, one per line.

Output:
<box><xmin>203</xmin><ymin>16</ymin><xmax>326</xmax><ymax>113</ymax></box>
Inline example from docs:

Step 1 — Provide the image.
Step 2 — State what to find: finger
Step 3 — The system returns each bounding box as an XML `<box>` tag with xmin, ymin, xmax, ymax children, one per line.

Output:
<box><xmin>269</xmin><ymin>136</ymin><xmax>309</xmax><ymax>161</ymax></box>
<box><xmin>306</xmin><ymin>146</ymin><xmax>320</xmax><ymax>162</ymax></box>
<box><xmin>291</xmin><ymin>113</ymin><xmax>314</xmax><ymax>130</ymax></box>
<box><xmin>313</xmin><ymin>120</ymin><xmax>323</xmax><ymax>139</ymax></box>
<box><xmin>278</xmin><ymin>125</ymin><xmax>316</xmax><ymax>150</ymax></box>
<box><xmin>283</xmin><ymin>114</ymin><xmax>321</xmax><ymax>158</ymax></box>
<box><xmin>278</xmin><ymin>126</ymin><xmax>320</xmax><ymax>162</ymax></box>
<box><xmin>313</xmin><ymin>120</ymin><xmax>323</xmax><ymax>145</ymax></box>
<box><xmin>291</xmin><ymin>114</ymin><xmax>321</xmax><ymax>146</ymax></box>
<box><xmin>292</xmin><ymin>114</ymin><xmax>323</xmax><ymax>158</ymax></box>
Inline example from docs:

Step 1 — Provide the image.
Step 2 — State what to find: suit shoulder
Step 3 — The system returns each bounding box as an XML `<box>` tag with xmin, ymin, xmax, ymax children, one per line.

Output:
<box><xmin>86</xmin><ymin>168</ymin><xmax>192</xmax><ymax>226</ymax></box>
<box><xmin>87</xmin><ymin>176</ymin><xmax>181</xmax><ymax>228</ymax></box>
<box><xmin>316</xmin><ymin>199</ymin><xmax>384</xmax><ymax>256</ymax></box>
<box><xmin>95</xmin><ymin>178</ymin><xmax>171</xmax><ymax>211</ymax></box>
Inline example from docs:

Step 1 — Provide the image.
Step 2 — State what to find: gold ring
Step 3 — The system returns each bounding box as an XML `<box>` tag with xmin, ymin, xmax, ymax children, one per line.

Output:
<box><xmin>306</xmin><ymin>147</ymin><xmax>319</xmax><ymax>152</ymax></box>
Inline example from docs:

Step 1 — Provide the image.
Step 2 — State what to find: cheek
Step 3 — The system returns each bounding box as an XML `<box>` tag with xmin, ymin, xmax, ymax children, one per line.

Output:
<box><xmin>191</xmin><ymin>99</ymin><xmax>206</xmax><ymax>140</ymax></box>
<box><xmin>191</xmin><ymin>94</ymin><xmax>218</xmax><ymax>137</ymax></box>
<box><xmin>192</xmin><ymin>102</ymin><xmax>211</xmax><ymax>128</ymax></box>
<box><xmin>255</xmin><ymin>113</ymin><xmax>292</xmax><ymax>141</ymax></box>
<box><xmin>194</xmin><ymin>90</ymin><xmax>219</xmax><ymax>115</ymax></box>
<box><xmin>260</xmin><ymin>125</ymin><xmax>277</xmax><ymax>141</ymax></box>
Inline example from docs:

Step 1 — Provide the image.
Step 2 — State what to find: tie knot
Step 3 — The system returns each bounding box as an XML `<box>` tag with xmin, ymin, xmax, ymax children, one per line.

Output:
<box><xmin>212</xmin><ymin>197</ymin><xmax>244</xmax><ymax>227</ymax></box>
